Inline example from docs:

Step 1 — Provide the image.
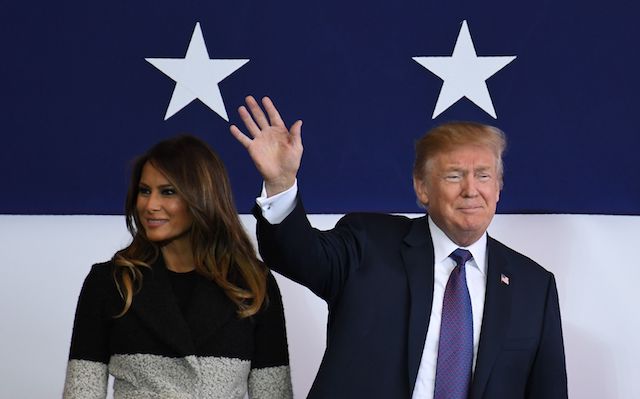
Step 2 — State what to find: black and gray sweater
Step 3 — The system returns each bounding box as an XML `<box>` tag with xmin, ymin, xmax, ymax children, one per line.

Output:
<box><xmin>63</xmin><ymin>257</ymin><xmax>292</xmax><ymax>398</ymax></box>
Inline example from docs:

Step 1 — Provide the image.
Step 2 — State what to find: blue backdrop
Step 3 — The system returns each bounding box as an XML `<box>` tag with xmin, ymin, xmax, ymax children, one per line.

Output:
<box><xmin>2</xmin><ymin>0</ymin><xmax>638</xmax><ymax>214</ymax></box>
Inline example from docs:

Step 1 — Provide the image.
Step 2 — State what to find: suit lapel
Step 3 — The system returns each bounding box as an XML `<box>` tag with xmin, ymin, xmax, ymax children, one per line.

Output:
<box><xmin>132</xmin><ymin>257</ymin><xmax>195</xmax><ymax>355</ymax></box>
<box><xmin>401</xmin><ymin>216</ymin><xmax>436</xmax><ymax>392</ymax></box>
<box><xmin>470</xmin><ymin>237</ymin><xmax>512</xmax><ymax>399</ymax></box>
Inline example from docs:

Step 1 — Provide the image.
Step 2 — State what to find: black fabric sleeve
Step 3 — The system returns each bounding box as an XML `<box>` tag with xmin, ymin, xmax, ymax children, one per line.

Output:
<box><xmin>67</xmin><ymin>263</ymin><xmax>115</xmax><ymax>363</ymax></box>
<box><xmin>253</xmin><ymin>197</ymin><xmax>365</xmax><ymax>305</ymax></box>
<box><xmin>251</xmin><ymin>272</ymin><xmax>290</xmax><ymax>369</ymax></box>
<box><xmin>525</xmin><ymin>274</ymin><xmax>568</xmax><ymax>398</ymax></box>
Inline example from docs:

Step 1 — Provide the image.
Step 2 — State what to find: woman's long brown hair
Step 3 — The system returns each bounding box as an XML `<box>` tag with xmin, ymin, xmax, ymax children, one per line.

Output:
<box><xmin>113</xmin><ymin>135</ymin><xmax>266</xmax><ymax>318</ymax></box>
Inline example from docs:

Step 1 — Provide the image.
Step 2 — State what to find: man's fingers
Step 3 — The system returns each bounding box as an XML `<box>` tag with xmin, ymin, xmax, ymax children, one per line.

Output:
<box><xmin>245</xmin><ymin>95</ymin><xmax>270</xmax><ymax>130</ymax></box>
<box><xmin>238</xmin><ymin>105</ymin><xmax>261</xmax><ymax>138</ymax></box>
<box><xmin>235</xmin><ymin>95</ymin><xmax>297</xmax><ymax>143</ymax></box>
<box><xmin>229</xmin><ymin>125</ymin><xmax>253</xmax><ymax>149</ymax></box>
<box><xmin>262</xmin><ymin>97</ymin><xmax>285</xmax><ymax>127</ymax></box>
<box><xmin>290</xmin><ymin>120</ymin><xmax>303</xmax><ymax>145</ymax></box>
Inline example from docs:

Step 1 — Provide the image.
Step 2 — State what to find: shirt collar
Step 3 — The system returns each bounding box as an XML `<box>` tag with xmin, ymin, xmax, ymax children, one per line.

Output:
<box><xmin>427</xmin><ymin>216</ymin><xmax>488</xmax><ymax>275</ymax></box>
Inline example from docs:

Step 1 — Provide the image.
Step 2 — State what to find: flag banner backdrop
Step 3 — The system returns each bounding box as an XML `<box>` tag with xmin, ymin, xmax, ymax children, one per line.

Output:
<box><xmin>1</xmin><ymin>1</ymin><xmax>639</xmax><ymax>398</ymax></box>
<box><xmin>2</xmin><ymin>0</ymin><xmax>638</xmax><ymax>215</ymax></box>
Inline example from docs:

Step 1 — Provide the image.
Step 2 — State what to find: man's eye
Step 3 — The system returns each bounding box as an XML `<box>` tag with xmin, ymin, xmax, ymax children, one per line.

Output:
<box><xmin>445</xmin><ymin>174</ymin><xmax>461</xmax><ymax>181</ymax></box>
<box><xmin>477</xmin><ymin>173</ymin><xmax>491</xmax><ymax>181</ymax></box>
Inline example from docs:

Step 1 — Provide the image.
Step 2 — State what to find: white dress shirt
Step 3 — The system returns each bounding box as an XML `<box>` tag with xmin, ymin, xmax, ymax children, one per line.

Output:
<box><xmin>411</xmin><ymin>218</ymin><xmax>487</xmax><ymax>399</ymax></box>
<box><xmin>256</xmin><ymin>182</ymin><xmax>488</xmax><ymax>399</ymax></box>
<box><xmin>255</xmin><ymin>180</ymin><xmax>298</xmax><ymax>225</ymax></box>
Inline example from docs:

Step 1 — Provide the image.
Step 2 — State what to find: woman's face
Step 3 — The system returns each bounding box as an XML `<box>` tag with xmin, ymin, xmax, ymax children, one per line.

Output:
<box><xmin>136</xmin><ymin>162</ymin><xmax>193</xmax><ymax>247</ymax></box>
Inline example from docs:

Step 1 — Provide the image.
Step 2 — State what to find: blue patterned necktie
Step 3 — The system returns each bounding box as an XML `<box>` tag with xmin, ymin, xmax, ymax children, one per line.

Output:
<box><xmin>434</xmin><ymin>248</ymin><xmax>474</xmax><ymax>399</ymax></box>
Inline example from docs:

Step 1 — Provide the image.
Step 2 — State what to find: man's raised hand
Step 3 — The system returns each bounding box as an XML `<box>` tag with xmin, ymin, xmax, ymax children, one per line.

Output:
<box><xmin>230</xmin><ymin>96</ymin><xmax>303</xmax><ymax>196</ymax></box>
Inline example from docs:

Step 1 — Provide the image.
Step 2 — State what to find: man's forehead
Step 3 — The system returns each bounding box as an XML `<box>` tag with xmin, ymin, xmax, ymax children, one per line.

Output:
<box><xmin>441</xmin><ymin>163</ymin><xmax>495</xmax><ymax>170</ymax></box>
<box><xmin>434</xmin><ymin>146</ymin><xmax>498</xmax><ymax>165</ymax></box>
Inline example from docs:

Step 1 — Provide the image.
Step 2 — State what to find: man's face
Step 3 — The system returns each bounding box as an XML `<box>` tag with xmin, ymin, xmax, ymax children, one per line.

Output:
<box><xmin>413</xmin><ymin>144</ymin><xmax>501</xmax><ymax>247</ymax></box>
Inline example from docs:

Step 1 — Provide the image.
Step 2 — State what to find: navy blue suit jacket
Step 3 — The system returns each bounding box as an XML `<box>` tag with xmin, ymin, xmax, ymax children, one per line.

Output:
<box><xmin>254</xmin><ymin>199</ymin><xmax>567</xmax><ymax>399</ymax></box>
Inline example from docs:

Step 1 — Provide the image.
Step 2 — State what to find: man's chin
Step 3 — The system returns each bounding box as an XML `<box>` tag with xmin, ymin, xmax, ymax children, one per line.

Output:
<box><xmin>454</xmin><ymin>220</ymin><xmax>490</xmax><ymax>238</ymax></box>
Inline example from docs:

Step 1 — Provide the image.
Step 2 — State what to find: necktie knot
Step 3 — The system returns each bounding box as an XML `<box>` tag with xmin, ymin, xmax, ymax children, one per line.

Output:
<box><xmin>450</xmin><ymin>248</ymin><xmax>472</xmax><ymax>267</ymax></box>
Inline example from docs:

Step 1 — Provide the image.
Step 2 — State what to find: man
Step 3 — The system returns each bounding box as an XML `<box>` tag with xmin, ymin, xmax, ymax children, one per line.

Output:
<box><xmin>230</xmin><ymin>96</ymin><xmax>567</xmax><ymax>399</ymax></box>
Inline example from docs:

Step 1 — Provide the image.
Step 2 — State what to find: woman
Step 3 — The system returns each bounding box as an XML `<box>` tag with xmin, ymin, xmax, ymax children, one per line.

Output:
<box><xmin>63</xmin><ymin>135</ymin><xmax>292</xmax><ymax>398</ymax></box>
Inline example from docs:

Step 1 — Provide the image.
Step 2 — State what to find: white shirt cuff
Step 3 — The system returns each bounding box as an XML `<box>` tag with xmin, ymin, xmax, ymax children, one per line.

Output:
<box><xmin>255</xmin><ymin>180</ymin><xmax>298</xmax><ymax>224</ymax></box>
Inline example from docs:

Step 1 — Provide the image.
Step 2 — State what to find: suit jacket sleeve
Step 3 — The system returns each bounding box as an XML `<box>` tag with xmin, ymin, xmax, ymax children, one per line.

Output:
<box><xmin>526</xmin><ymin>274</ymin><xmax>568</xmax><ymax>398</ymax></box>
<box><xmin>253</xmin><ymin>196</ymin><xmax>364</xmax><ymax>305</ymax></box>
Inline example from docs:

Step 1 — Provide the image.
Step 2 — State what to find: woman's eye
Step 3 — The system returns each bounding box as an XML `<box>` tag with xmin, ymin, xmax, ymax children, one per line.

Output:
<box><xmin>162</xmin><ymin>188</ymin><xmax>176</xmax><ymax>195</ymax></box>
<box><xmin>138</xmin><ymin>187</ymin><xmax>151</xmax><ymax>195</ymax></box>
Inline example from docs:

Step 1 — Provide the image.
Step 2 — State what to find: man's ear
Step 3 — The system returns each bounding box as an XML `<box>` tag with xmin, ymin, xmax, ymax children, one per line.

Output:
<box><xmin>413</xmin><ymin>176</ymin><xmax>429</xmax><ymax>207</ymax></box>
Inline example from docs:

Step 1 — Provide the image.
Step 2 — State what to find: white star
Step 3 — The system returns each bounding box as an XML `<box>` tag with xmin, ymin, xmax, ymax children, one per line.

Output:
<box><xmin>146</xmin><ymin>22</ymin><xmax>249</xmax><ymax>121</ymax></box>
<box><xmin>413</xmin><ymin>20</ymin><xmax>516</xmax><ymax>119</ymax></box>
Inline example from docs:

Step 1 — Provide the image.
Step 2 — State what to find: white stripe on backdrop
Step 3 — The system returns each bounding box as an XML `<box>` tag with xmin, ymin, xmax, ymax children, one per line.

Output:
<box><xmin>0</xmin><ymin>214</ymin><xmax>638</xmax><ymax>398</ymax></box>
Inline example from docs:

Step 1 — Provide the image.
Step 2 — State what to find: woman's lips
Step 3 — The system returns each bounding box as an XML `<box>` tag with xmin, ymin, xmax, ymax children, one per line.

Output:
<box><xmin>145</xmin><ymin>218</ymin><xmax>168</xmax><ymax>227</ymax></box>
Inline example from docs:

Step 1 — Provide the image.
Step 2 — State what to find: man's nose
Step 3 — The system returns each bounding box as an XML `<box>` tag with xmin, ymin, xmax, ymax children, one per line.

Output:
<box><xmin>461</xmin><ymin>176</ymin><xmax>479</xmax><ymax>197</ymax></box>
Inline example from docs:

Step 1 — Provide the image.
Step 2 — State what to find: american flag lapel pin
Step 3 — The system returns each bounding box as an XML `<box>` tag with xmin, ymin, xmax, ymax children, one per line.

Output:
<box><xmin>500</xmin><ymin>273</ymin><xmax>510</xmax><ymax>285</ymax></box>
